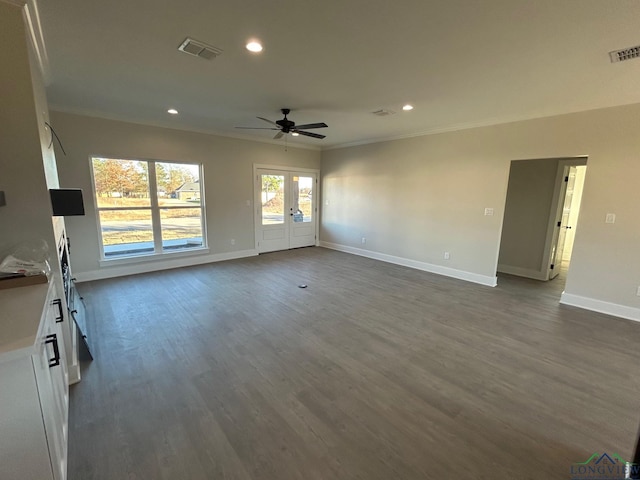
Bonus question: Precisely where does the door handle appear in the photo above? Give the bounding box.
[45,334,61,367]
[52,298,64,323]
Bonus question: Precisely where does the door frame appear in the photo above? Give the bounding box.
[253,164,320,252]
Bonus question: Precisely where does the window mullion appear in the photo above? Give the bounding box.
[148,162,163,253]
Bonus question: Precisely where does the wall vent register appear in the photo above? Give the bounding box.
[178,37,223,60]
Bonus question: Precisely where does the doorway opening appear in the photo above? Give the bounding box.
[497,157,587,291]
[254,166,319,253]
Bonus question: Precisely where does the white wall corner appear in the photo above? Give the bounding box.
[560,292,640,323]
[22,0,51,83]
[320,241,497,287]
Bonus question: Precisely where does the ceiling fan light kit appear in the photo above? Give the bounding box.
[246,41,263,53]
[236,108,328,140]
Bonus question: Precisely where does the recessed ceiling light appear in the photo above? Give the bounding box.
[167,108,179,115]
[402,104,414,111]
[291,132,299,136]
[246,41,263,53]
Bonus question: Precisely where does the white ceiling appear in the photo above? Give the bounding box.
[36,0,640,149]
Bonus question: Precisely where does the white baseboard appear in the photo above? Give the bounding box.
[320,241,497,287]
[560,292,640,323]
[497,264,548,281]
[75,249,258,282]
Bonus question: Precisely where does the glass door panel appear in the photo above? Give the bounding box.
[292,175,313,223]
[261,174,285,225]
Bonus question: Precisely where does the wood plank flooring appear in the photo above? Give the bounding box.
[69,247,640,479]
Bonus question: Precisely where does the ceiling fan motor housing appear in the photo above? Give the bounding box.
[276,116,295,133]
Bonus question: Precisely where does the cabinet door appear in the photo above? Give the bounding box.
[33,298,69,480]
[49,296,70,425]
[51,295,72,384]
[0,357,52,480]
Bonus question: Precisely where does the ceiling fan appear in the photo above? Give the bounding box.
[236,108,328,139]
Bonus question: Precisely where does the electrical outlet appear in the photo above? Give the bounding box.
[361,237,366,244]
[245,200,251,207]
[484,208,494,216]
[325,199,330,206]
[444,252,450,260]
[230,239,235,246]
[636,286,640,297]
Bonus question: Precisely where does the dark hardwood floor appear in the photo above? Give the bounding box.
[69,247,640,479]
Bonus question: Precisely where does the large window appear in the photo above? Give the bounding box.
[91,157,205,259]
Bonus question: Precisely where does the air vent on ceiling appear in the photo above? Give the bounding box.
[178,37,223,60]
[371,109,396,117]
[609,45,640,63]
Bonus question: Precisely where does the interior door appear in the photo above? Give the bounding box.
[255,169,317,253]
[549,166,576,279]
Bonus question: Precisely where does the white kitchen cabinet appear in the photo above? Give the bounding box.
[0,282,69,480]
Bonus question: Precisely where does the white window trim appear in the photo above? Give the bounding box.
[89,156,207,262]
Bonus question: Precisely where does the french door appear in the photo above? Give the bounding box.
[255,167,318,253]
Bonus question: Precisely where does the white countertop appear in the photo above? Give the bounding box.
[0,283,50,357]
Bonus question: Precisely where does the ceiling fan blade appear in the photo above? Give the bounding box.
[274,131,284,140]
[294,122,328,130]
[257,116,279,126]
[294,130,326,139]
[235,127,279,130]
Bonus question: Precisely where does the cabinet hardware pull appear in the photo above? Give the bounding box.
[45,334,61,368]
[52,298,64,323]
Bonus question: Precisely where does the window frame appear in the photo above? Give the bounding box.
[89,156,207,262]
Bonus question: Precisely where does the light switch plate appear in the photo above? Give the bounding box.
[484,208,494,216]
[605,213,616,224]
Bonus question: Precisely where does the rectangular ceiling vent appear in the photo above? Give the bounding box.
[609,45,640,63]
[178,37,223,60]
[371,109,396,117]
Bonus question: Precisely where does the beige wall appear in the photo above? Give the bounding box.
[498,158,560,279]
[320,103,640,317]
[52,112,321,278]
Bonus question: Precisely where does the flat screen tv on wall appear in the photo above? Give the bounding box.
[49,189,85,216]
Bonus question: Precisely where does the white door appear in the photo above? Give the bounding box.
[255,168,317,253]
[549,165,576,279]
